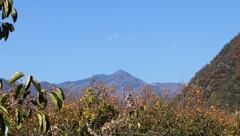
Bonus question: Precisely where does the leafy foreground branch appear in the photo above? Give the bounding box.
[0,72,65,135]
[0,0,18,41]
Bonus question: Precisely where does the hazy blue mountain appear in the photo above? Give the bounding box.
[1,70,181,97]
[58,69,181,97]
[148,83,182,96]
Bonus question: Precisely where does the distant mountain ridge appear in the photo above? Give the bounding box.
[58,69,181,97]
[1,70,181,97]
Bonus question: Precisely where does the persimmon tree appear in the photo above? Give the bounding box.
[0,1,65,135]
[0,73,65,135]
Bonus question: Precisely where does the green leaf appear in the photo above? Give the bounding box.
[27,108,32,118]
[2,0,8,19]
[24,90,31,98]
[14,84,23,100]
[20,85,26,98]
[41,113,50,133]
[37,113,42,130]
[42,113,47,133]
[49,92,62,111]
[19,107,26,118]
[37,113,50,133]
[8,72,24,85]
[49,92,58,110]
[36,102,45,110]
[4,119,9,136]
[24,75,33,92]
[32,79,41,92]
[15,109,21,129]
[0,114,6,135]
[16,107,26,129]
[0,94,10,104]
[55,87,65,101]
[1,0,12,19]
[36,92,47,110]
[0,105,9,117]
[11,8,17,23]
[39,110,47,115]
[5,22,14,32]
[6,0,11,18]
[0,79,3,89]
[2,23,9,41]
[8,0,13,6]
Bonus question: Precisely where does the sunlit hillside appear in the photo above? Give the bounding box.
[181,33,240,111]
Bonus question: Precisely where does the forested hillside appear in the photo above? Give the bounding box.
[182,33,240,110]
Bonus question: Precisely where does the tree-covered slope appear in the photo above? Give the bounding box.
[182,33,240,110]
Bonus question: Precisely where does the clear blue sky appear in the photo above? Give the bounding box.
[0,1,240,83]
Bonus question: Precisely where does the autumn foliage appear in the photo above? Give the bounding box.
[9,81,240,135]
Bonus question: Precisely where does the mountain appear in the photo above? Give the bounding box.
[58,69,181,97]
[181,33,240,110]
[149,83,182,96]
[1,70,181,97]
[39,81,57,89]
